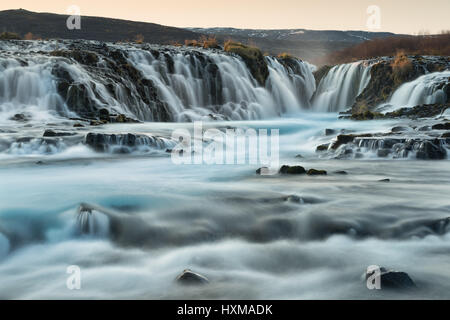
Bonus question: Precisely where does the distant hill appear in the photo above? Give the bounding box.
[0,9,201,44]
[0,9,404,64]
[187,27,398,43]
[187,28,403,64]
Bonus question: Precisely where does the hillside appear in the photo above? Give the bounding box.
[0,9,201,44]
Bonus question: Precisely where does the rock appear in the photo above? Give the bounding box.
[391,126,410,133]
[316,143,329,152]
[98,108,110,121]
[294,154,304,158]
[9,113,29,122]
[73,123,85,128]
[334,170,348,175]
[307,169,327,175]
[377,149,391,157]
[256,167,269,175]
[331,134,355,149]
[432,122,450,130]
[176,269,209,285]
[418,126,431,131]
[43,130,76,137]
[378,178,390,182]
[415,139,447,160]
[285,195,303,203]
[279,165,306,175]
[324,128,336,136]
[366,267,416,290]
[442,132,450,138]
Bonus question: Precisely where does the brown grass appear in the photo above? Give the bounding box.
[134,34,144,44]
[0,32,21,40]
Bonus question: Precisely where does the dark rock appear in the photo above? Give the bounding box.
[415,139,447,160]
[378,178,390,182]
[307,169,327,175]
[316,143,329,152]
[9,113,29,122]
[175,269,209,285]
[73,123,85,128]
[331,134,355,149]
[391,126,410,133]
[294,154,304,158]
[43,130,76,137]
[418,126,431,132]
[432,122,450,130]
[377,149,391,157]
[442,132,450,138]
[279,165,306,175]
[366,267,416,290]
[334,170,348,175]
[324,128,336,136]
[256,167,269,175]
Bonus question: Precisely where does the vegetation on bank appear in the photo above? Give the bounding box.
[0,31,21,40]
[323,33,450,65]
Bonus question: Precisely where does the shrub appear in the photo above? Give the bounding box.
[0,32,21,40]
[224,40,261,59]
[277,52,294,59]
[134,34,144,44]
[201,36,219,49]
[391,51,413,82]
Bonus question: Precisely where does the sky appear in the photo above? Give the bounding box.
[1,0,450,34]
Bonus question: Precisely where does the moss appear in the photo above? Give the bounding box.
[224,41,269,86]
[0,32,21,40]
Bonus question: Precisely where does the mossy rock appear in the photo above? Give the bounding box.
[224,41,269,86]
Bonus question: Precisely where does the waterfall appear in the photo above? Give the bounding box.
[0,40,316,123]
[378,70,449,112]
[312,61,372,112]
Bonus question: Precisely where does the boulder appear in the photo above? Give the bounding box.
[43,130,76,137]
[432,122,450,130]
[316,143,329,152]
[366,267,416,290]
[279,165,306,175]
[324,128,336,136]
[415,139,447,160]
[176,269,209,285]
[307,169,327,175]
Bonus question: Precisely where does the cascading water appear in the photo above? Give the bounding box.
[377,70,449,112]
[312,61,372,112]
[0,40,316,123]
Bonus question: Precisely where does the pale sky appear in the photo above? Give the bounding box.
[2,0,450,34]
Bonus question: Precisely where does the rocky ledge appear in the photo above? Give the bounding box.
[316,121,450,160]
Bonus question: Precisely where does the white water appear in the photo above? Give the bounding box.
[378,70,450,112]
[312,61,372,112]
[1,114,450,299]
[0,41,317,123]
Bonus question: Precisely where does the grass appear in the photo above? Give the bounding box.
[0,32,21,40]
[223,40,262,59]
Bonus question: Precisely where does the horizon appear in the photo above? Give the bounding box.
[1,0,450,35]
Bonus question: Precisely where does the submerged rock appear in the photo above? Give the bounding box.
[9,113,29,122]
[378,178,390,182]
[307,169,327,175]
[415,139,447,160]
[316,143,329,152]
[366,267,417,290]
[279,165,306,175]
[176,269,209,285]
[432,122,450,130]
[334,170,348,175]
[43,130,77,137]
